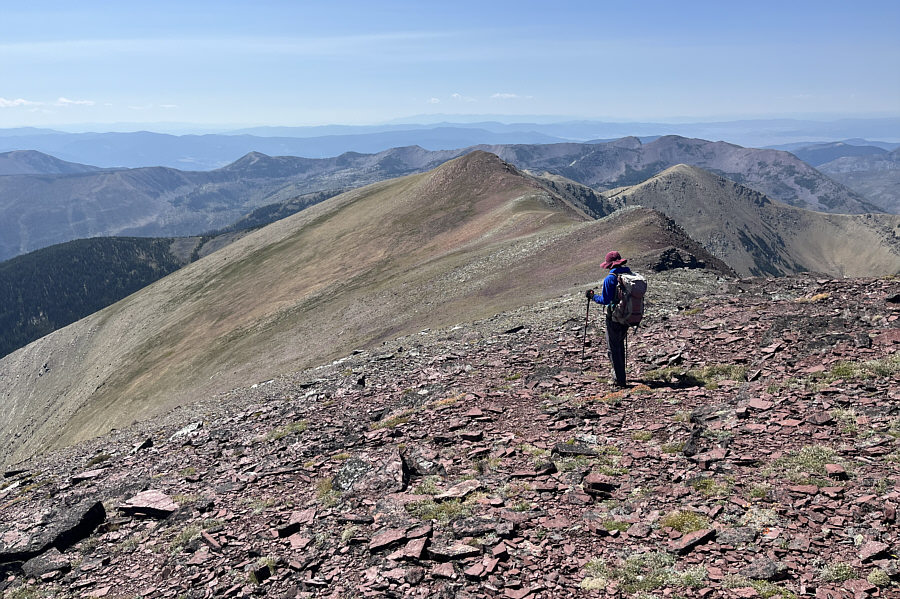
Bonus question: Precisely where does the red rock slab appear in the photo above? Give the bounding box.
[200,531,222,551]
[289,534,311,550]
[464,562,485,578]
[670,528,716,554]
[432,563,455,578]
[843,579,876,594]
[290,507,317,525]
[369,528,407,552]
[121,490,177,518]
[858,540,889,561]
[746,397,774,410]
[428,542,481,561]
[583,473,619,495]
[435,479,481,501]
[402,537,427,559]
[824,464,847,479]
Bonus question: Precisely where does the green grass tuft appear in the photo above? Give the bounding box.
[405,498,472,523]
[765,444,847,485]
[581,551,707,594]
[818,562,856,583]
[660,510,710,534]
[266,420,308,440]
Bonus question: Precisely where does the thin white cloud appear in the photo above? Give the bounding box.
[491,93,520,100]
[451,92,476,103]
[160,104,178,109]
[56,97,95,106]
[1,96,96,108]
[428,97,440,104]
[0,97,40,108]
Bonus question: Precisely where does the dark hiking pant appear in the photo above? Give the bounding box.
[606,317,628,386]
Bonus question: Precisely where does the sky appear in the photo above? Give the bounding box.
[1,0,898,129]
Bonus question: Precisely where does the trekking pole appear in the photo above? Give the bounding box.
[581,296,591,368]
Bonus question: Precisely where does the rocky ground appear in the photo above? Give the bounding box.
[1,271,898,599]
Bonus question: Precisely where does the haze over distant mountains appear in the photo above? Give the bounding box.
[2,116,898,169]
[0,135,884,262]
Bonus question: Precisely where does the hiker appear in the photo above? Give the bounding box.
[586,251,635,387]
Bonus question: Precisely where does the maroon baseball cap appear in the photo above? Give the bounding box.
[601,251,627,269]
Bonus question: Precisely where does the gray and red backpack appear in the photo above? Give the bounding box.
[610,272,647,326]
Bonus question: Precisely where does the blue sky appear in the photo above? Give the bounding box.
[1,0,898,128]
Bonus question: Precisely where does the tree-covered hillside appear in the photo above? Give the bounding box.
[0,237,189,358]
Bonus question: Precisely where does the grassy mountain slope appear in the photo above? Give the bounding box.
[605,165,900,277]
[0,152,726,465]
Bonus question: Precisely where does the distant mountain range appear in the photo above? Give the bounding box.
[0,127,568,170]
[0,136,881,261]
[2,117,899,169]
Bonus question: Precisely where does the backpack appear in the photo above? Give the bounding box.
[610,272,647,326]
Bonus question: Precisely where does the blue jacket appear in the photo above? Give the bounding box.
[591,266,632,305]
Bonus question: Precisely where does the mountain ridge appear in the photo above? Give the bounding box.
[605,164,900,277]
[0,152,725,465]
[0,136,881,261]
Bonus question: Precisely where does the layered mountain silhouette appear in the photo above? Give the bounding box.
[604,165,900,277]
[0,136,882,261]
[818,148,900,214]
[481,136,879,213]
[785,141,888,166]
[0,152,727,465]
[0,150,101,175]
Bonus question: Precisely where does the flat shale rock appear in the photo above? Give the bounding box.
[858,540,890,561]
[428,542,482,561]
[671,528,716,554]
[435,479,481,502]
[582,473,619,496]
[120,490,177,518]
